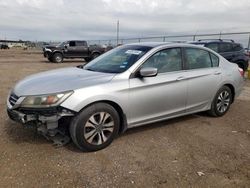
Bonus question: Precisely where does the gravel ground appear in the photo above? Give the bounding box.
[0,49,250,187]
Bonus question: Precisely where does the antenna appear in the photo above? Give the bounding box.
[116,20,119,46]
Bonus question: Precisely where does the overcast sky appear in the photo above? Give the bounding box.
[0,0,250,41]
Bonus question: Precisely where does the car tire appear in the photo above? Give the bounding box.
[92,53,100,59]
[70,103,120,152]
[48,57,53,62]
[52,53,63,63]
[84,57,92,63]
[208,86,232,117]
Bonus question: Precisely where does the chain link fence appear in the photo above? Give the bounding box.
[88,31,250,49]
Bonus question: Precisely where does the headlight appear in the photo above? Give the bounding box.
[20,91,73,108]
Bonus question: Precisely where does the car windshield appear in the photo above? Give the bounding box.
[57,42,66,47]
[84,45,152,73]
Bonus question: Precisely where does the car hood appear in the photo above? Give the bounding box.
[13,67,116,96]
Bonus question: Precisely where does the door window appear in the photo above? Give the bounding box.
[141,48,182,73]
[69,41,76,47]
[185,48,212,69]
[76,41,87,46]
[210,53,219,67]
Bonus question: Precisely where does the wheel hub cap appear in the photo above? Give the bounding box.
[84,112,114,145]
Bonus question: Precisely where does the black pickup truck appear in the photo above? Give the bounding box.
[43,40,107,63]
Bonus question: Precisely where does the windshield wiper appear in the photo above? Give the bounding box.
[85,67,96,72]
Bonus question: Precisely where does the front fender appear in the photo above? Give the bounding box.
[60,82,130,116]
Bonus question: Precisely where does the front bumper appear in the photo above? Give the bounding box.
[7,108,35,124]
[7,107,75,145]
[7,108,64,125]
[43,48,53,58]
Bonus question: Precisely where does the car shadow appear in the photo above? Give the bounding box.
[4,112,209,152]
[65,112,208,153]
[39,60,86,63]
[4,119,48,145]
[121,114,200,137]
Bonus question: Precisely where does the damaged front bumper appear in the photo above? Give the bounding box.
[7,107,75,146]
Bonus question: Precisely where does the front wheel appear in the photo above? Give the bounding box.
[70,103,120,152]
[208,86,232,117]
[52,53,63,63]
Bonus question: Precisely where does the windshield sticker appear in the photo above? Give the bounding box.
[125,50,142,55]
[120,65,126,68]
[122,62,128,65]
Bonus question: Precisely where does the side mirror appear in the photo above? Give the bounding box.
[139,67,158,77]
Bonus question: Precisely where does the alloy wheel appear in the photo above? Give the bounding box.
[84,112,114,145]
[216,90,230,113]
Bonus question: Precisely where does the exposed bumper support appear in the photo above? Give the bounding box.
[7,108,74,146]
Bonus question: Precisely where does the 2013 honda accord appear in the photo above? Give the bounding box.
[7,42,244,151]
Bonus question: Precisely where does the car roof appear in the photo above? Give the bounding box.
[123,42,208,49]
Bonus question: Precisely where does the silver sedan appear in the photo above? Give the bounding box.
[7,42,244,151]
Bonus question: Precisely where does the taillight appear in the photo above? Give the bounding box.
[238,67,244,77]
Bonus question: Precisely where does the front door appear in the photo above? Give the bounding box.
[65,41,78,57]
[128,48,188,127]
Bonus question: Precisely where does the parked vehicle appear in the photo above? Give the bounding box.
[245,48,250,57]
[43,40,106,63]
[7,42,244,151]
[0,44,9,49]
[191,39,249,71]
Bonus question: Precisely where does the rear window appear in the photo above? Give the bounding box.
[185,48,212,69]
[220,43,232,52]
[232,43,243,52]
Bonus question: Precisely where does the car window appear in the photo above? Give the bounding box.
[220,43,232,52]
[141,48,182,73]
[232,43,243,51]
[210,53,219,67]
[205,43,219,52]
[76,41,87,46]
[69,41,76,47]
[185,48,212,69]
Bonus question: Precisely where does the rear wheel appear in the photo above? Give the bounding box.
[52,53,63,63]
[92,53,100,59]
[84,57,92,63]
[70,103,120,151]
[208,86,232,117]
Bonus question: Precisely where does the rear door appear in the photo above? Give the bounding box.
[183,47,222,112]
[75,41,89,57]
[129,48,188,126]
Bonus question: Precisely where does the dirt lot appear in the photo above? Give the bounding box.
[0,49,250,187]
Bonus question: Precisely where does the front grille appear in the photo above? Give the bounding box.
[9,93,19,106]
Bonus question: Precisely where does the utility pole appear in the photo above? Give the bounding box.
[116,20,119,46]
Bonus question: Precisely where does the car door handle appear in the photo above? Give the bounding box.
[214,71,222,75]
[176,76,186,81]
